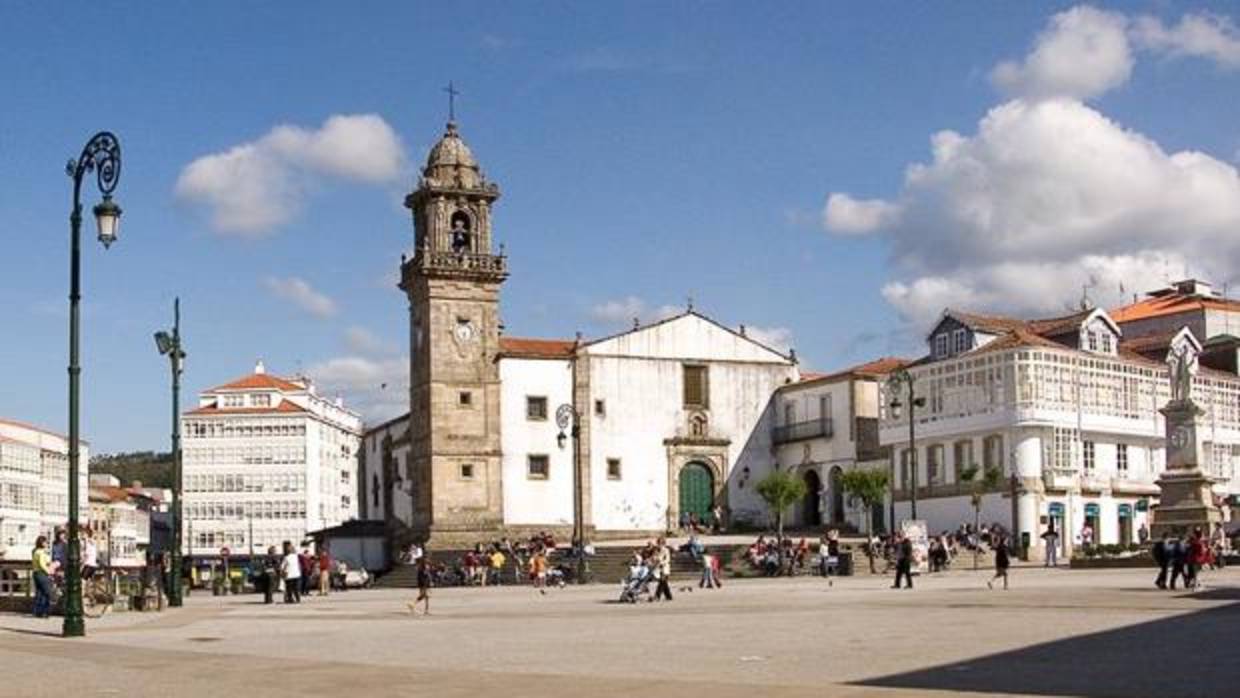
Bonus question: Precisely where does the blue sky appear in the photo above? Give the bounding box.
[2,2,1238,454]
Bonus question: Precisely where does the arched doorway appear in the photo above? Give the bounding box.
[829,466,845,525]
[802,469,823,527]
[678,462,714,523]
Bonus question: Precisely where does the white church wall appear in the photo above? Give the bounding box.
[499,357,575,527]
[586,351,793,532]
[586,313,790,365]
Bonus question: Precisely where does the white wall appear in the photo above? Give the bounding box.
[499,357,574,526]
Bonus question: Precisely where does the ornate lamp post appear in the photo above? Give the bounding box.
[887,367,925,528]
[555,403,590,584]
[154,299,186,607]
[63,132,123,637]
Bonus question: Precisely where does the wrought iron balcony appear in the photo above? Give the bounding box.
[772,417,833,445]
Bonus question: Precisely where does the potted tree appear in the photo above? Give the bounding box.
[837,468,890,573]
[958,463,1003,570]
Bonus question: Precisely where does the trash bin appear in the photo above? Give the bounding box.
[838,552,854,576]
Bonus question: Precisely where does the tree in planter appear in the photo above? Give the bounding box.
[837,468,889,573]
[755,470,808,545]
[958,463,1003,570]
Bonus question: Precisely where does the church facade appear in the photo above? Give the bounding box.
[361,119,801,544]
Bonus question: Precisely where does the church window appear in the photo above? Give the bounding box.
[594,399,606,417]
[683,365,709,408]
[527,455,549,480]
[607,458,622,480]
[459,463,475,480]
[458,391,472,407]
[526,396,548,421]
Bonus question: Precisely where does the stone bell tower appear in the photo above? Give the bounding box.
[399,118,508,542]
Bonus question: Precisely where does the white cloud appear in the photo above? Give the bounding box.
[822,193,902,234]
[991,5,1133,100]
[826,98,1240,322]
[264,276,339,318]
[1132,12,1240,68]
[176,114,405,236]
[305,355,408,424]
[345,326,397,355]
[745,325,794,353]
[589,297,682,327]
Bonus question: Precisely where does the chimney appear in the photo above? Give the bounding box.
[739,324,747,336]
[254,359,266,375]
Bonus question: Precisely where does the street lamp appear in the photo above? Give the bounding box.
[887,367,925,529]
[555,403,590,584]
[63,132,123,637]
[154,298,186,607]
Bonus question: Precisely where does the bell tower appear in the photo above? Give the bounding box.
[400,117,508,542]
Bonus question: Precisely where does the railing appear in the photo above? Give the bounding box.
[0,561,162,612]
[772,418,833,445]
[413,250,507,277]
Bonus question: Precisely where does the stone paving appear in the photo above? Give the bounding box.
[1,566,1236,698]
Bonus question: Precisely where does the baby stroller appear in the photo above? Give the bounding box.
[619,564,652,603]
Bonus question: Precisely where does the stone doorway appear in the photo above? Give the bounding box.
[802,469,822,527]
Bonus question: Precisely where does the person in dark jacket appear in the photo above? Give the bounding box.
[987,535,1011,590]
[1168,536,1187,590]
[1152,533,1169,589]
[262,546,280,604]
[892,534,914,589]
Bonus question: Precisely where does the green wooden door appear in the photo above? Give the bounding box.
[679,463,714,521]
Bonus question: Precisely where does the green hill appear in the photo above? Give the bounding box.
[89,451,174,489]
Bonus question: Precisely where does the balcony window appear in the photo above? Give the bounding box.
[1117,444,1128,474]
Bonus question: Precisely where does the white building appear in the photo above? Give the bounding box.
[772,358,907,534]
[0,418,88,560]
[181,362,362,557]
[879,299,1240,559]
[87,475,153,567]
[365,313,799,539]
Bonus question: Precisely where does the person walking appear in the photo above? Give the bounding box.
[653,538,674,602]
[281,541,302,604]
[408,556,431,616]
[262,546,279,604]
[298,548,312,598]
[1041,523,1059,567]
[820,530,840,587]
[1152,533,1170,589]
[30,535,56,618]
[987,535,1011,590]
[317,548,332,596]
[1186,527,1207,590]
[892,533,913,589]
[1168,536,1187,590]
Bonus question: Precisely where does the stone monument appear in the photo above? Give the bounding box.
[1151,342,1223,538]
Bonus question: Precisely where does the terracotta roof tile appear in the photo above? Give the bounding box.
[1026,309,1094,338]
[1110,295,1240,323]
[185,399,309,416]
[206,373,306,393]
[946,310,1027,334]
[498,336,576,359]
[790,357,910,387]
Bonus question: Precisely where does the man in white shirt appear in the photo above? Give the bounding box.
[281,541,301,604]
[81,535,99,579]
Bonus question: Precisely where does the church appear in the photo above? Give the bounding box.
[359,118,805,544]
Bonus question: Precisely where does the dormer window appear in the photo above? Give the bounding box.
[952,329,969,355]
[933,333,949,358]
[1100,333,1113,354]
[252,394,271,407]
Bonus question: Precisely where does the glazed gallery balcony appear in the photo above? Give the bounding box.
[773,417,833,445]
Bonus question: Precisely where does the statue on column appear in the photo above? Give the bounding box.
[1166,343,1197,404]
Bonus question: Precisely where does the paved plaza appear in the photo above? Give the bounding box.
[1,567,1237,698]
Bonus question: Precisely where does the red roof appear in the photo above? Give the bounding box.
[185,399,309,416]
[206,372,306,393]
[498,336,576,359]
[1110,294,1240,323]
[793,357,910,386]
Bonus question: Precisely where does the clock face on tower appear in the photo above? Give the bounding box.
[454,318,476,343]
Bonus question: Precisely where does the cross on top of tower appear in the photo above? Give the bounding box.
[443,81,460,124]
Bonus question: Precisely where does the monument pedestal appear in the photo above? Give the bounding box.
[1151,399,1222,538]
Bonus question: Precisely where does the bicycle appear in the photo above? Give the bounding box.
[52,571,114,618]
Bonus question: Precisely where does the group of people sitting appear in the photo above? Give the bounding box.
[741,531,845,578]
[401,532,584,589]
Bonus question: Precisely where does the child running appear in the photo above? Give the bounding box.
[408,556,431,616]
